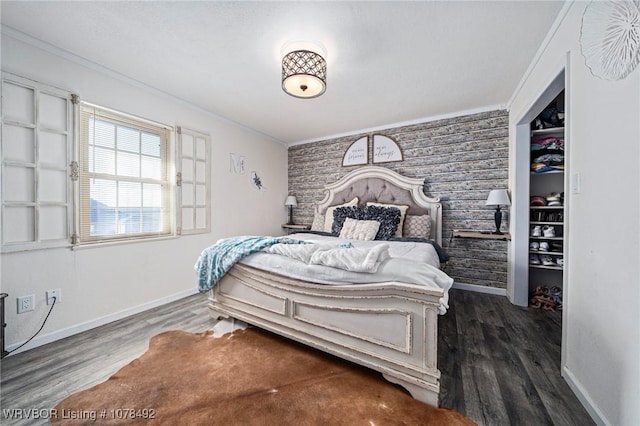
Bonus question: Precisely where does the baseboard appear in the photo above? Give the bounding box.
[452,281,507,296]
[562,366,609,426]
[5,288,199,356]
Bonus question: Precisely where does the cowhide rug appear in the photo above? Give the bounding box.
[53,327,475,425]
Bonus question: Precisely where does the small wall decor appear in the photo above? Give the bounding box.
[372,134,403,163]
[230,153,246,174]
[342,136,368,166]
[251,171,266,191]
[580,0,640,81]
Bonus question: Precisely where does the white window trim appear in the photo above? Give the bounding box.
[74,101,175,246]
[1,72,212,252]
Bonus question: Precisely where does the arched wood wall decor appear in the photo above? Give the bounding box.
[372,134,403,163]
[342,136,368,166]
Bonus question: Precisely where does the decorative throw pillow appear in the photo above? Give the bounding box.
[338,218,380,241]
[365,205,401,240]
[310,209,325,231]
[332,206,367,235]
[366,202,409,237]
[403,214,432,238]
[323,197,359,232]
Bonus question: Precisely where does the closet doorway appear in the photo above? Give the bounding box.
[511,68,568,366]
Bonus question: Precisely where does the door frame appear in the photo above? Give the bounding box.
[508,58,569,368]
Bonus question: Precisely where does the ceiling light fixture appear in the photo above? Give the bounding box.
[281,41,327,99]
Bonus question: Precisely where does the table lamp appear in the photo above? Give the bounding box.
[284,195,298,225]
[485,189,511,234]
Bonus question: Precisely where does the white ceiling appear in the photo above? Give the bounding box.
[1,1,564,145]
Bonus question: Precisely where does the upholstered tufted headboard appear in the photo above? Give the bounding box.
[316,166,442,245]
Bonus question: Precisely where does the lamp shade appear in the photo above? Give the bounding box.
[486,189,511,206]
[284,196,298,207]
[282,50,327,98]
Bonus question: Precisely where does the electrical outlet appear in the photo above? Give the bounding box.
[46,288,61,305]
[17,295,35,314]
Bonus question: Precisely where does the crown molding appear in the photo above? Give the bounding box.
[0,25,286,146]
[288,103,508,147]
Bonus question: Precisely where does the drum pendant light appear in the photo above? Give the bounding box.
[281,41,327,98]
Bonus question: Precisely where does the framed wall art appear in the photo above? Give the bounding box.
[230,153,246,174]
[372,134,403,163]
[342,136,368,166]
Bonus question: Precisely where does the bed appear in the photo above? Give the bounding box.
[200,166,452,406]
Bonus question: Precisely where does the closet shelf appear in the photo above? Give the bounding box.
[530,250,563,256]
[530,264,563,271]
[530,236,563,241]
[531,126,564,136]
[531,170,564,175]
[530,206,564,210]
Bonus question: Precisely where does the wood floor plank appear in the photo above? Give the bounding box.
[1,290,595,426]
[483,323,553,425]
[439,289,594,426]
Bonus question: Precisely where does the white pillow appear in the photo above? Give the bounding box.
[310,209,325,231]
[366,202,409,237]
[323,197,359,232]
[338,217,380,241]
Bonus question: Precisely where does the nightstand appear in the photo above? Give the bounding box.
[281,224,310,235]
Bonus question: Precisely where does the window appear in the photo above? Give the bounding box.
[77,103,172,244]
[1,72,210,251]
[1,73,73,252]
[176,127,210,235]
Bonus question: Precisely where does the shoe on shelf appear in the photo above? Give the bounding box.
[546,192,563,206]
[530,242,540,251]
[539,242,549,252]
[556,257,564,267]
[530,254,541,265]
[542,225,556,238]
[531,225,542,237]
[546,192,561,202]
[550,242,563,252]
[530,195,547,206]
[540,255,555,266]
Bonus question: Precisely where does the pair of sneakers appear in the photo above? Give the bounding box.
[531,225,556,238]
[530,254,553,265]
[530,254,563,267]
[530,241,550,251]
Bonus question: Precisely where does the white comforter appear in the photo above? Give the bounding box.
[240,233,453,314]
[263,241,390,273]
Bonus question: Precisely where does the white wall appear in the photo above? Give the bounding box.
[0,34,289,351]
[509,2,639,425]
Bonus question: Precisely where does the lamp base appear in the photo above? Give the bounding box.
[493,207,503,235]
[287,206,294,225]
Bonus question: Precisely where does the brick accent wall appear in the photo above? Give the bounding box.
[288,109,509,289]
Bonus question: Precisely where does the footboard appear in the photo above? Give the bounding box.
[208,263,443,406]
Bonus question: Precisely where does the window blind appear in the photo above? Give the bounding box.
[78,103,171,243]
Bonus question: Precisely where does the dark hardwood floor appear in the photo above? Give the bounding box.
[438,289,593,425]
[1,289,593,425]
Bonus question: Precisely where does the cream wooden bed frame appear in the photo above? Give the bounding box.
[208,166,445,406]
